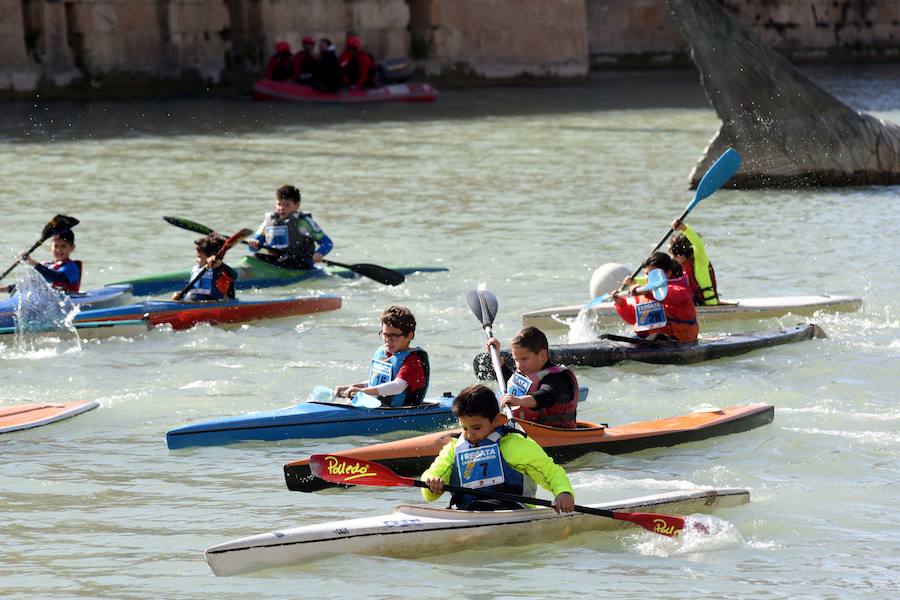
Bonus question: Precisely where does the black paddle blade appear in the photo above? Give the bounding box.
[163,216,214,235]
[41,215,79,240]
[324,260,405,286]
[465,289,499,327]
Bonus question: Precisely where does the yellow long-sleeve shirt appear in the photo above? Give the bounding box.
[420,431,574,503]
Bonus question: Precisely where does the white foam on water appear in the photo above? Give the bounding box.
[628,514,743,558]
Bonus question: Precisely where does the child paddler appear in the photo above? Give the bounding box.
[486,326,578,429]
[670,219,720,305]
[614,252,699,342]
[174,234,237,302]
[422,384,575,513]
[0,229,81,294]
[247,184,333,270]
[334,305,429,407]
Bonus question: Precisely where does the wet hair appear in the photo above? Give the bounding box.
[54,229,75,245]
[510,326,549,354]
[642,252,683,278]
[452,384,499,420]
[276,185,301,204]
[195,233,226,257]
[381,305,416,335]
[669,234,694,259]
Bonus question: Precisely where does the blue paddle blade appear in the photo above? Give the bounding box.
[639,268,668,301]
[687,148,742,212]
[352,392,382,409]
[311,386,334,402]
[585,292,611,309]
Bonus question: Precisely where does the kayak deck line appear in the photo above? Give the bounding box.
[204,488,750,576]
[522,294,862,329]
[283,404,774,493]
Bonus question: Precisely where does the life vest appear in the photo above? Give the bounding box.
[627,275,699,342]
[448,425,534,509]
[261,211,316,261]
[343,50,377,87]
[506,365,578,428]
[685,259,720,305]
[48,259,82,293]
[184,264,235,302]
[267,54,293,81]
[366,346,430,407]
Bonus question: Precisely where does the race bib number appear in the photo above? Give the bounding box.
[455,442,505,489]
[265,225,290,249]
[507,372,533,398]
[367,359,393,387]
[634,300,667,332]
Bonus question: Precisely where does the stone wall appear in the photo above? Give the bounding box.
[588,0,900,68]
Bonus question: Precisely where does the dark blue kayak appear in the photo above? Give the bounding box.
[0,284,133,328]
[166,386,590,450]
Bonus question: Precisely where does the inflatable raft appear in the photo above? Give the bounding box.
[252,79,438,104]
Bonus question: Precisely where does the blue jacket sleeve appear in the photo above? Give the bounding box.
[35,262,79,284]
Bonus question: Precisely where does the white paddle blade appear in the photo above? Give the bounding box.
[352,392,382,409]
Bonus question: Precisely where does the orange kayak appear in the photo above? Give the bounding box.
[0,401,98,434]
[284,404,774,492]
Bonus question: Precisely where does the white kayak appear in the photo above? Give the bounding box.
[522,294,862,329]
[205,487,749,576]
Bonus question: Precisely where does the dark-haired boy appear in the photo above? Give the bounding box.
[422,384,575,513]
[1,229,81,294]
[334,305,429,407]
[248,184,334,270]
[174,234,237,302]
[486,326,578,429]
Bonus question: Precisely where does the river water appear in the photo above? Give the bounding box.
[1,67,898,598]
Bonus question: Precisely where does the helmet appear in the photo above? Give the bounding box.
[588,262,631,301]
[345,35,361,50]
[275,41,290,53]
[302,35,315,45]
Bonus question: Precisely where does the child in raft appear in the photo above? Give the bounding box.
[486,326,579,429]
[670,219,720,305]
[247,184,333,270]
[613,252,698,342]
[1,229,81,294]
[173,234,237,302]
[333,305,429,407]
[421,383,575,513]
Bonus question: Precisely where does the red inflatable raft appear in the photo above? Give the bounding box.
[252,79,438,104]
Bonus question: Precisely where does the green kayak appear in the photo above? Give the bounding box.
[108,255,448,296]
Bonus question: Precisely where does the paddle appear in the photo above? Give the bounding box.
[310,454,687,537]
[163,216,405,286]
[311,385,381,409]
[172,228,252,301]
[464,288,517,417]
[586,268,668,308]
[0,215,80,282]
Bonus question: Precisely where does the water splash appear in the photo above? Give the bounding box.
[629,514,743,557]
[4,268,82,356]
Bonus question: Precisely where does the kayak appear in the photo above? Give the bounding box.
[473,324,825,374]
[522,295,862,329]
[205,487,750,576]
[252,79,438,103]
[0,284,134,328]
[0,318,151,340]
[284,404,774,493]
[108,255,449,296]
[0,401,98,434]
[75,295,341,331]
[165,386,589,450]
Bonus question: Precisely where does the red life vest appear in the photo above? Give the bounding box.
[508,365,578,429]
[49,259,82,293]
[683,259,720,305]
[625,275,698,342]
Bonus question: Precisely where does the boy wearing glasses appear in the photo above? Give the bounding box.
[334,305,429,407]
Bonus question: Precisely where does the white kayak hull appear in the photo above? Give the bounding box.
[205,487,749,576]
[522,294,862,329]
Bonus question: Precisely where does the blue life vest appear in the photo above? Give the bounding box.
[366,346,429,407]
[448,425,535,509]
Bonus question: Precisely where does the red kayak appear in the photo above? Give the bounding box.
[252,79,438,104]
[75,295,341,331]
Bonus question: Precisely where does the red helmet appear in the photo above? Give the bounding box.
[302,35,315,45]
[275,41,290,53]
[345,35,361,50]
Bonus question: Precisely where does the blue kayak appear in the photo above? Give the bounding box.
[166,386,590,449]
[0,284,133,328]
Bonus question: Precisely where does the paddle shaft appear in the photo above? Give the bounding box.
[0,215,80,282]
[173,229,250,300]
[0,238,42,281]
